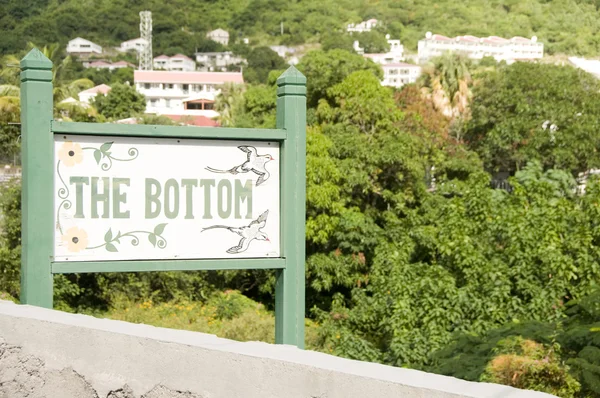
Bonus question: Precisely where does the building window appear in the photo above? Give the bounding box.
[187,103,202,110]
[204,102,214,110]
[165,99,171,107]
[150,99,157,107]
[144,83,151,89]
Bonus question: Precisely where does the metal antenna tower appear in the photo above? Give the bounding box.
[139,11,153,70]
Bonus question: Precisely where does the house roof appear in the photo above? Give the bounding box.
[134,70,244,84]
[171,54,193,61]
[456,35,479,42]
[431,34,452,41]
[154,55,170,60]
[70,37,97,44]
[511,36,532,43]
[183,93,215,102]
[112,61,135,67]
[208,29,229,36]
[79,84,111,95]
[88,61,111,67]
[427,33,536,44]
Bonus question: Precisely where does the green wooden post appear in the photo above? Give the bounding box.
[20,49,54,308]
[275,66,306,347]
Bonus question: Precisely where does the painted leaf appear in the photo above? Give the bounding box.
[104,228,113,243]
[148,233,157,247]
[93,149,101,164]
[105,243,118,252]
[100,142,114,153]
[154,223,167,236]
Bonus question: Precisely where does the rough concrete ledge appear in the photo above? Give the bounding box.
[0,300,556,398]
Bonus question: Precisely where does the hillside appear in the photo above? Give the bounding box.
[2,0,600,56]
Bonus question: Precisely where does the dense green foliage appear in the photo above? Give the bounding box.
[465,62,600,175]
[5,0,600,56]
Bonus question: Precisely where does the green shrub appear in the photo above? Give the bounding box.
[481,337,580,397]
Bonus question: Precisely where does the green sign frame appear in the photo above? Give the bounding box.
[19,48,306,348]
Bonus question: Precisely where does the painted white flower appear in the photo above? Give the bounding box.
[62,227,88,252]
[58,141,83,167]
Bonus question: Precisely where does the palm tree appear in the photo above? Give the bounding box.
[214,83,246,127]
[419,52,472,119]
[53,78,95,103]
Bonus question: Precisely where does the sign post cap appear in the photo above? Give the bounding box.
[20,48,53,70]
[276,66,306,86]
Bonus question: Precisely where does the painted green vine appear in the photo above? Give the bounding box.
[86,224,168,252]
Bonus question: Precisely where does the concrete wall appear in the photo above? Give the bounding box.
[0,300,556,398]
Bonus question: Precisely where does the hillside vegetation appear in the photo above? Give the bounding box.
[3,0,600,56]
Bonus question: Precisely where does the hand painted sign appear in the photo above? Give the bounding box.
[54,135,280,261]
[21,48,306,348]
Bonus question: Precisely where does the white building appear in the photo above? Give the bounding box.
[78,84,111,104]
[381,63,422,88]
[119,38,148,53]
[153,54,196,72]
[195,52,245,72]
[418,32,544,63]
[347,19,378,33]
[361,36,405,65]
[66,38,102,56]
[269,46,296,58]
[84,60,135,70]
[207,29,230,46]
[134,70,244,126]
[569,57,600,79]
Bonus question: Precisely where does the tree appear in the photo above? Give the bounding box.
[419,53,472,120]
[214,83,246,127]
[244,47,287,84]
[356,31,389,54]
[320,31,355,52]
[316,70,400,134]
[93,83,146,120]
[297,49,383,108]
[463,62,600,175]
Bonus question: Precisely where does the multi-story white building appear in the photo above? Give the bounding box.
[381,63,422,88]
[362,36,405,64]
[67,38,102,56]
[347,19,378,33]
[207,29,230,46]
[134,70,244,126]
[153,54,196,72]
[195,52,245,72]
[418,32,544,63]
[119,38,148,53]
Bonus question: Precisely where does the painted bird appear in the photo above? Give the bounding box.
[205,146,274,186]
[201,210,270,254]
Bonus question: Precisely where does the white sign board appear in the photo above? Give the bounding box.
[54,135,280,261]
